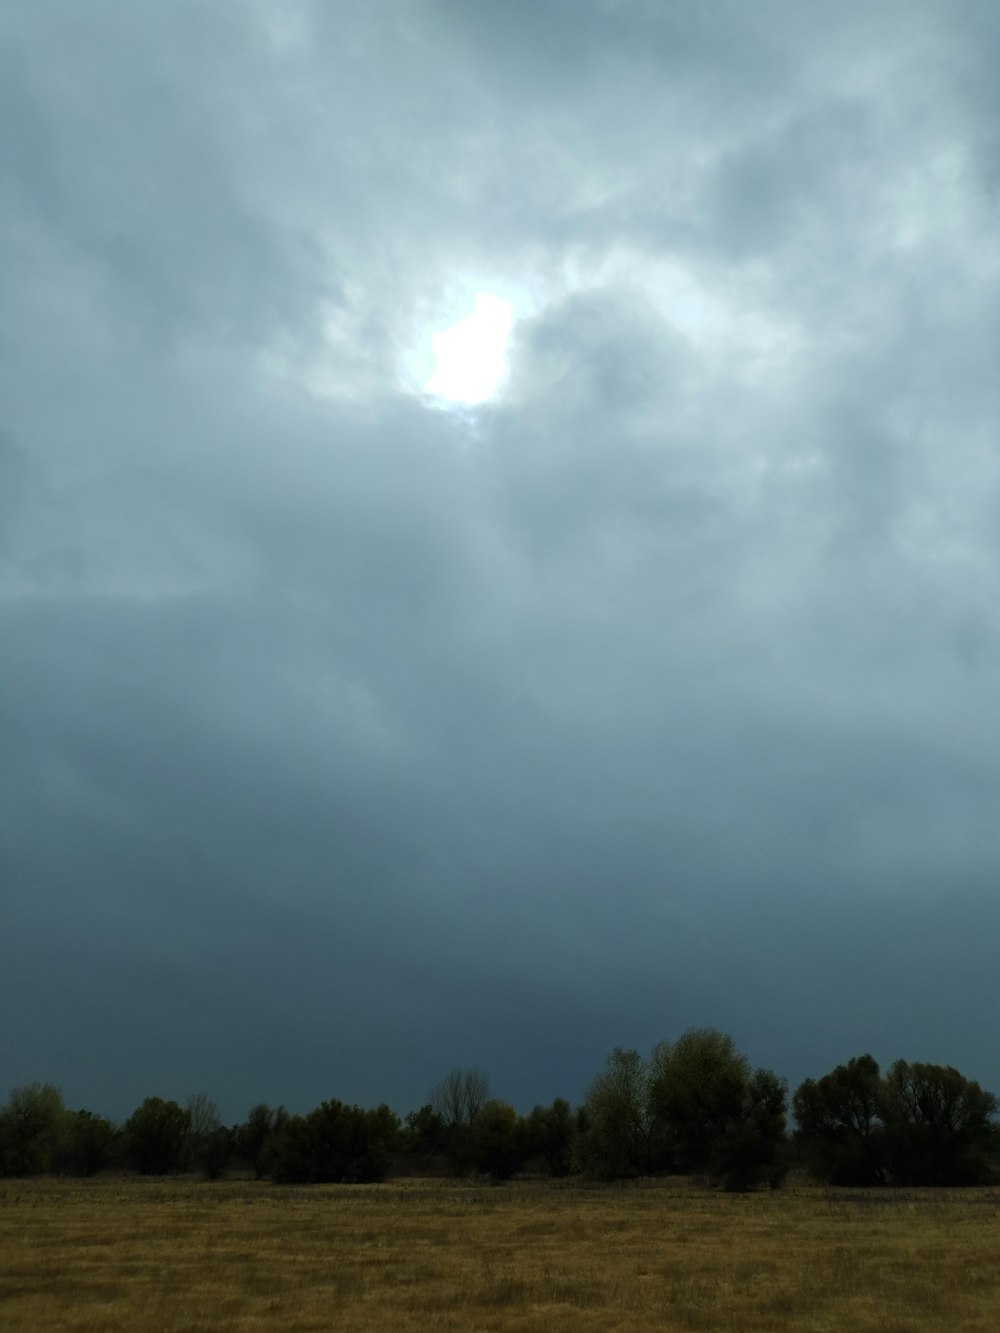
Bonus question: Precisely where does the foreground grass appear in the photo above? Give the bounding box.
[2,1175,999,1331]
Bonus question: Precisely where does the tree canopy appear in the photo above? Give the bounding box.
[793,1056,998,1186]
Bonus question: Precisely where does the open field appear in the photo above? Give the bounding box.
[2,1175,999,1331]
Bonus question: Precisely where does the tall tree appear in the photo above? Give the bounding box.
[0,1084,67,1177]
[880,1061,998,1186]
[715,1066,789,1191]
[575,1047,652,1180]
[792,1054,886,1185]
[186,1093,227,1179]
[648,1029,752,1174]
[428,1068,490,1127]
[649,1029,786,1188]
[428,1068,491,1175]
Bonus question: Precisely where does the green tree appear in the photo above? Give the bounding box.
[0,1084,67,1177]
[649,1030,786,1188]
[715,1066,789,1191]
[648,1029,751,1174]
[123,1098,191,1175]
[575,1047,652,1180]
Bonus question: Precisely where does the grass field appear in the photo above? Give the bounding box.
[2,1174,999,1331]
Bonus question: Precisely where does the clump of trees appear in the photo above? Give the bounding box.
[793,1055,998,1186]
[0,1084,117,1178]
[2,1035,996,1190]
[400,1085,578,1184]
[575,1030,788,1190]
[266,1101,401,1184]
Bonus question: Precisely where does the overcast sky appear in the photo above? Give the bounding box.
[3,0,1000,1124]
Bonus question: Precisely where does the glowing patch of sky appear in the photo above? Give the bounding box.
[424,293,514,404]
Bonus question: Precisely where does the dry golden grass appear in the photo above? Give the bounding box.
[2,1174,999,1331]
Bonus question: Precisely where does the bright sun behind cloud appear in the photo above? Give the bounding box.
[425,293,514,404]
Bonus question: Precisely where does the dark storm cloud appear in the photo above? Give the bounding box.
[3,0,1000,1123]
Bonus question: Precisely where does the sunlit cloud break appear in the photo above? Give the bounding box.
[425,292,514,404]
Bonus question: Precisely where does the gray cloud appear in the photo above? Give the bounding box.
[3,0,1000,1124]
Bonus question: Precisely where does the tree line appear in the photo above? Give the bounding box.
[2,1031,996,1190]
